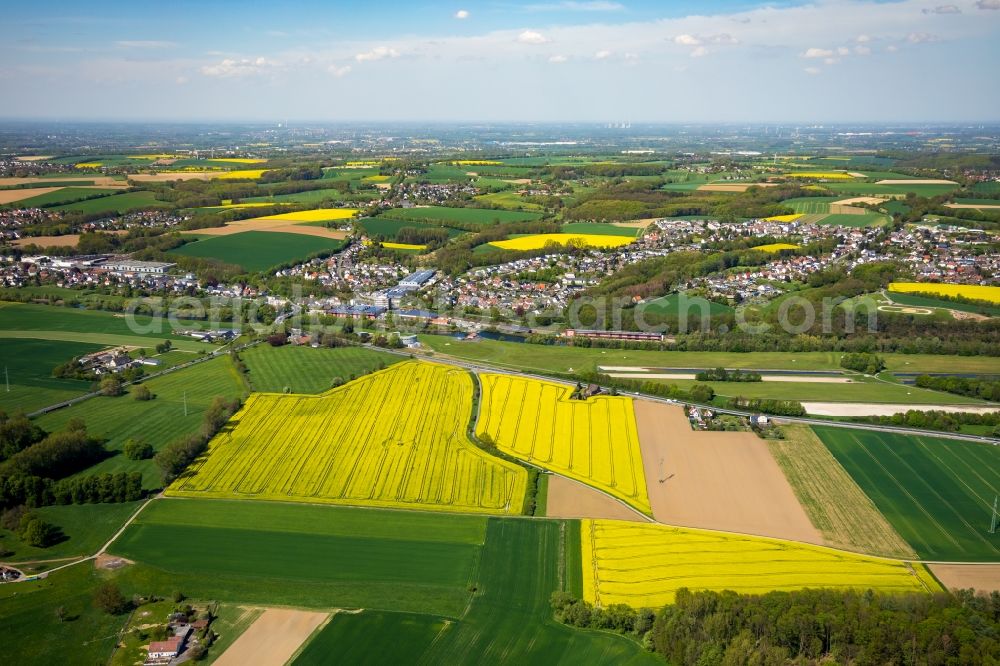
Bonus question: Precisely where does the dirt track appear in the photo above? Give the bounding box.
[545,474,646,522]
[213,608,328,666]
[928,564,1000,593]
[634,400,823,544]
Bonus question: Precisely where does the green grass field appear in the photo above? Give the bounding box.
[240,344,401,393]
[52,191,165,214]
[357,216,465,240]
[823,182,959,198]
[36,355,245,488]
[0,338,102,414]
[560,222,641,237]
[170,231,346,272]
[109,499,487,617]
[0,187,120,209]
[655,377,978,405]
[813,426,1000,562]
[293,518,656,664]
[639,293,732,316]
[244,188,352,204]
[0,564,128,666]
[781,197,838,214]
[417,335,1000,376]
[0,302,204,350]
[379,206,543,225]
[293,611,451,665]
[0,501,143,564]
[886,291,1000,317]
[474,191,544,211]
[817,212,891,227]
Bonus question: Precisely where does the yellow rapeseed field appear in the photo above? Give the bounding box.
[452,160,502,166]
[752,242,801,253]
[888,282,1000,305]
[255,208,359,222]
[784,172,857,180]
[167,361,527,514]
[383,242,427,251]
[581,520,941,608]
[489,233,634,252]
[74,162,103,168]
[212,169,269,180]
[763,214,803,223]
[477,374,651,515]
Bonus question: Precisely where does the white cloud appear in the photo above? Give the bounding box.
[855,44,872,55]
[855,34,872,43]
[804,66,822,75]
[674,34,702,46]
[454,9,470,19]
[824,57,839,65]
[115,40,176,49]
[976,0,1000,8]
[906,32,939,43]
[707,33,738,45]
[548,54,569,63]
[837,46,850,56]
[886,44,899,52]
[690,46,709,58]
[594,49,612,59]
[175,76,189,85]
[802,47,834,58]
[355,46,400,62]
[200,57,275,78]
[923,4,960,13]
[328,64,352,77]
[517,30,550,44]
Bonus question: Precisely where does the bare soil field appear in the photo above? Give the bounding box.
[832,196,886,206]
[634,400,822,544]
[0,187,64,204]
[768,425,916,558]
[12,230,127,248]
[928,564,1000,593]
[611,218,657,229]
[545,474,647,522]
[697,183,776,192]
[15,155,54,161]
[186,218,349,240]
[214,608,329,666]
[0,176,128,188]
[802,403,997,417]
[829,204,867,215]
[875,179,957,185]
[945,203,1000,210]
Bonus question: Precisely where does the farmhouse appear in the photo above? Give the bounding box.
[146,637,183,663]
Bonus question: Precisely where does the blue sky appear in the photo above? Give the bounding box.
[2,0,998,122]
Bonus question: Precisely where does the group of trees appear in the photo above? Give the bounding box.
[727,397,806,417]
[0,421,106,480]
[154,396,241,484]
[0,471,144,510]
[840,352,886,375]
[694,367,762,382]
[1,505,62,547]
[914,374,1000,402]
[553,587,1000,664]
[647,587,1000,665]
[855,409,1000,435]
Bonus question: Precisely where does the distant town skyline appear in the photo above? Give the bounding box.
[3,0,999,123]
